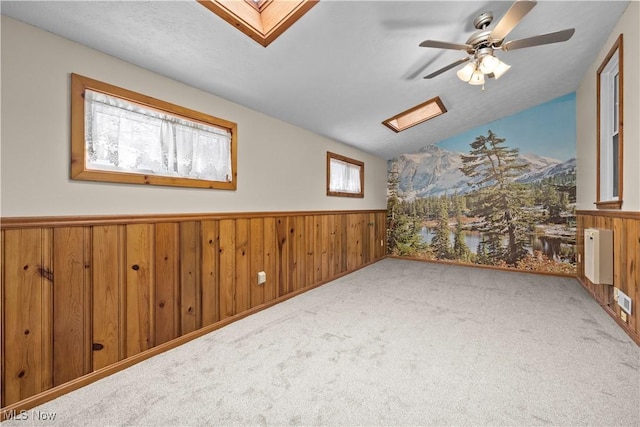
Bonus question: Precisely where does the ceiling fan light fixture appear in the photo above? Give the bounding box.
[479,54,500,74]
[468,70,485,85]
[456,62,476,82]
[491,60,511,79]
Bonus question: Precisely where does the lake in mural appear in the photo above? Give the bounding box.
[387,92,576,274]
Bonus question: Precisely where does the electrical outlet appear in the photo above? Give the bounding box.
[613,287,619,300]
[621,311,628,322]
[257,271,266,285]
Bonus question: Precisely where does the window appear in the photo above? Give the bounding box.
[596,34,623,209]
[382,96,446,133]
[327,152,364,198]
[198,0,318,47]
[71,74,237,190]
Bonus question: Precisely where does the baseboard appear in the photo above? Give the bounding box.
[387,255,577,279]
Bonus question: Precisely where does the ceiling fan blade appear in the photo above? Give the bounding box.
[502,28,575,51]
[489,0,537,43]
[419,40,471,51]
[423,57,470,79]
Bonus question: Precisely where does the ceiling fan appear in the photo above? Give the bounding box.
[420,0,575,87]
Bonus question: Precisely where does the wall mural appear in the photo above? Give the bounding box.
[387,92,576,274]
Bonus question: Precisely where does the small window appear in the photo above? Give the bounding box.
[326,152,364,198]
[596,34,623,209]
[71,74,237,190]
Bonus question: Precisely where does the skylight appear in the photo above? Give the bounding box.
[382,97,447,133]
[245,0,269,12]
[199,0,318,47]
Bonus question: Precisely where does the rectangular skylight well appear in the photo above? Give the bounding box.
[382,96,447,133]
[199,0,318,47]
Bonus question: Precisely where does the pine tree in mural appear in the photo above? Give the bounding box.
[476,240,491,265]
[542,182,569,223]
[460,130,530,265]
[430,195,451,259]
[452,195,471,262]
[387,161,426,256]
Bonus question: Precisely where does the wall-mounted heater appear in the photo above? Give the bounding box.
[584,228,613,285]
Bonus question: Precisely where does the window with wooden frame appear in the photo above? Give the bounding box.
[327,152,364,198]
[596,34,623,209]
[71,74,237,190]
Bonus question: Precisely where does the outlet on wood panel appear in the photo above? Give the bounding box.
[257,271,266,285]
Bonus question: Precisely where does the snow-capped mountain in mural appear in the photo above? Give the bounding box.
[515,157,577,184]
[389,144,575,200]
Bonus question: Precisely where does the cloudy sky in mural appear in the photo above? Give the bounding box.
[437,92,575,161]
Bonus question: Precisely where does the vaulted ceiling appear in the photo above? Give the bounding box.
[1,1,629,160]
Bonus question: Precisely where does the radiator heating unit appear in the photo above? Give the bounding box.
[584,228,613,285]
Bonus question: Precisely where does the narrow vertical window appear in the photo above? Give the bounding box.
[326,152,364,198]
[596,35,623,209]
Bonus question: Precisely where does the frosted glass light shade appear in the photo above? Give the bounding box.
[468,70,485,85]
[456,62,476,82]
[492,61,511,79]
[479,55,500,74]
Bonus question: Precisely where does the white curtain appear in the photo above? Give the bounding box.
[85,90,232,182]
[329,158,361,193]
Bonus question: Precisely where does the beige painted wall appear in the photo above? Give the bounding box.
[0,16,387,217]
[576,1,639,211]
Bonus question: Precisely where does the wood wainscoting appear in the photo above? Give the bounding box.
[0,210,386,413]
[576,210,639,345]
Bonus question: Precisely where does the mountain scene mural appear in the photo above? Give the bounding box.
[387,93,576,274]
[394,144,575,200]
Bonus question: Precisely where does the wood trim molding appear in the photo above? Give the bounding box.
[595,200,622,209]
[576,210,640,219]
[0,209,386,229]
[0,256,385,419]
[387,255,577,279]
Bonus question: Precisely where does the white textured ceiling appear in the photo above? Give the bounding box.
[1,1,629,160]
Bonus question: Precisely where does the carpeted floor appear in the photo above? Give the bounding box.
[2,258,639,426]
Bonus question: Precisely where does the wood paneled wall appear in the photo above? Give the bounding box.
[576,210,639,344]
[1,210,386,409]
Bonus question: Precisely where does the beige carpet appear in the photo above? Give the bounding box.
[2,258,639,426]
